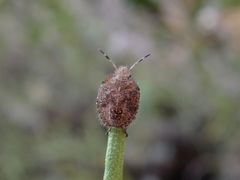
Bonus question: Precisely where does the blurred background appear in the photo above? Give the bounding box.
[1,0,240,179]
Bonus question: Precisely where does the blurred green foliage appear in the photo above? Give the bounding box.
[125,0,159,13]
[0,0,240,180]
[222,0,240,7]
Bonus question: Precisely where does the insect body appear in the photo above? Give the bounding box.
[96,50,150,132]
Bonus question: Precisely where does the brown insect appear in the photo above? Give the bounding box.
[96,49,150,135]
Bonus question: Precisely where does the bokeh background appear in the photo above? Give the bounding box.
[1,0,240,179]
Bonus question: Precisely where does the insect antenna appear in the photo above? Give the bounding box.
[98,49,117,70]
[129,53,151,70]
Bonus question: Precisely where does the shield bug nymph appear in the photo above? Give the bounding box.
[96,49,150,135]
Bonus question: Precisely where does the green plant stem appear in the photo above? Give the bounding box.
[103,128,126,180]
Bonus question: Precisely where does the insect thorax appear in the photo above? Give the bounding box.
[113,66,131,81]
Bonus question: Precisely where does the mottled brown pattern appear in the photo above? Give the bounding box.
[96,66,140,129]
